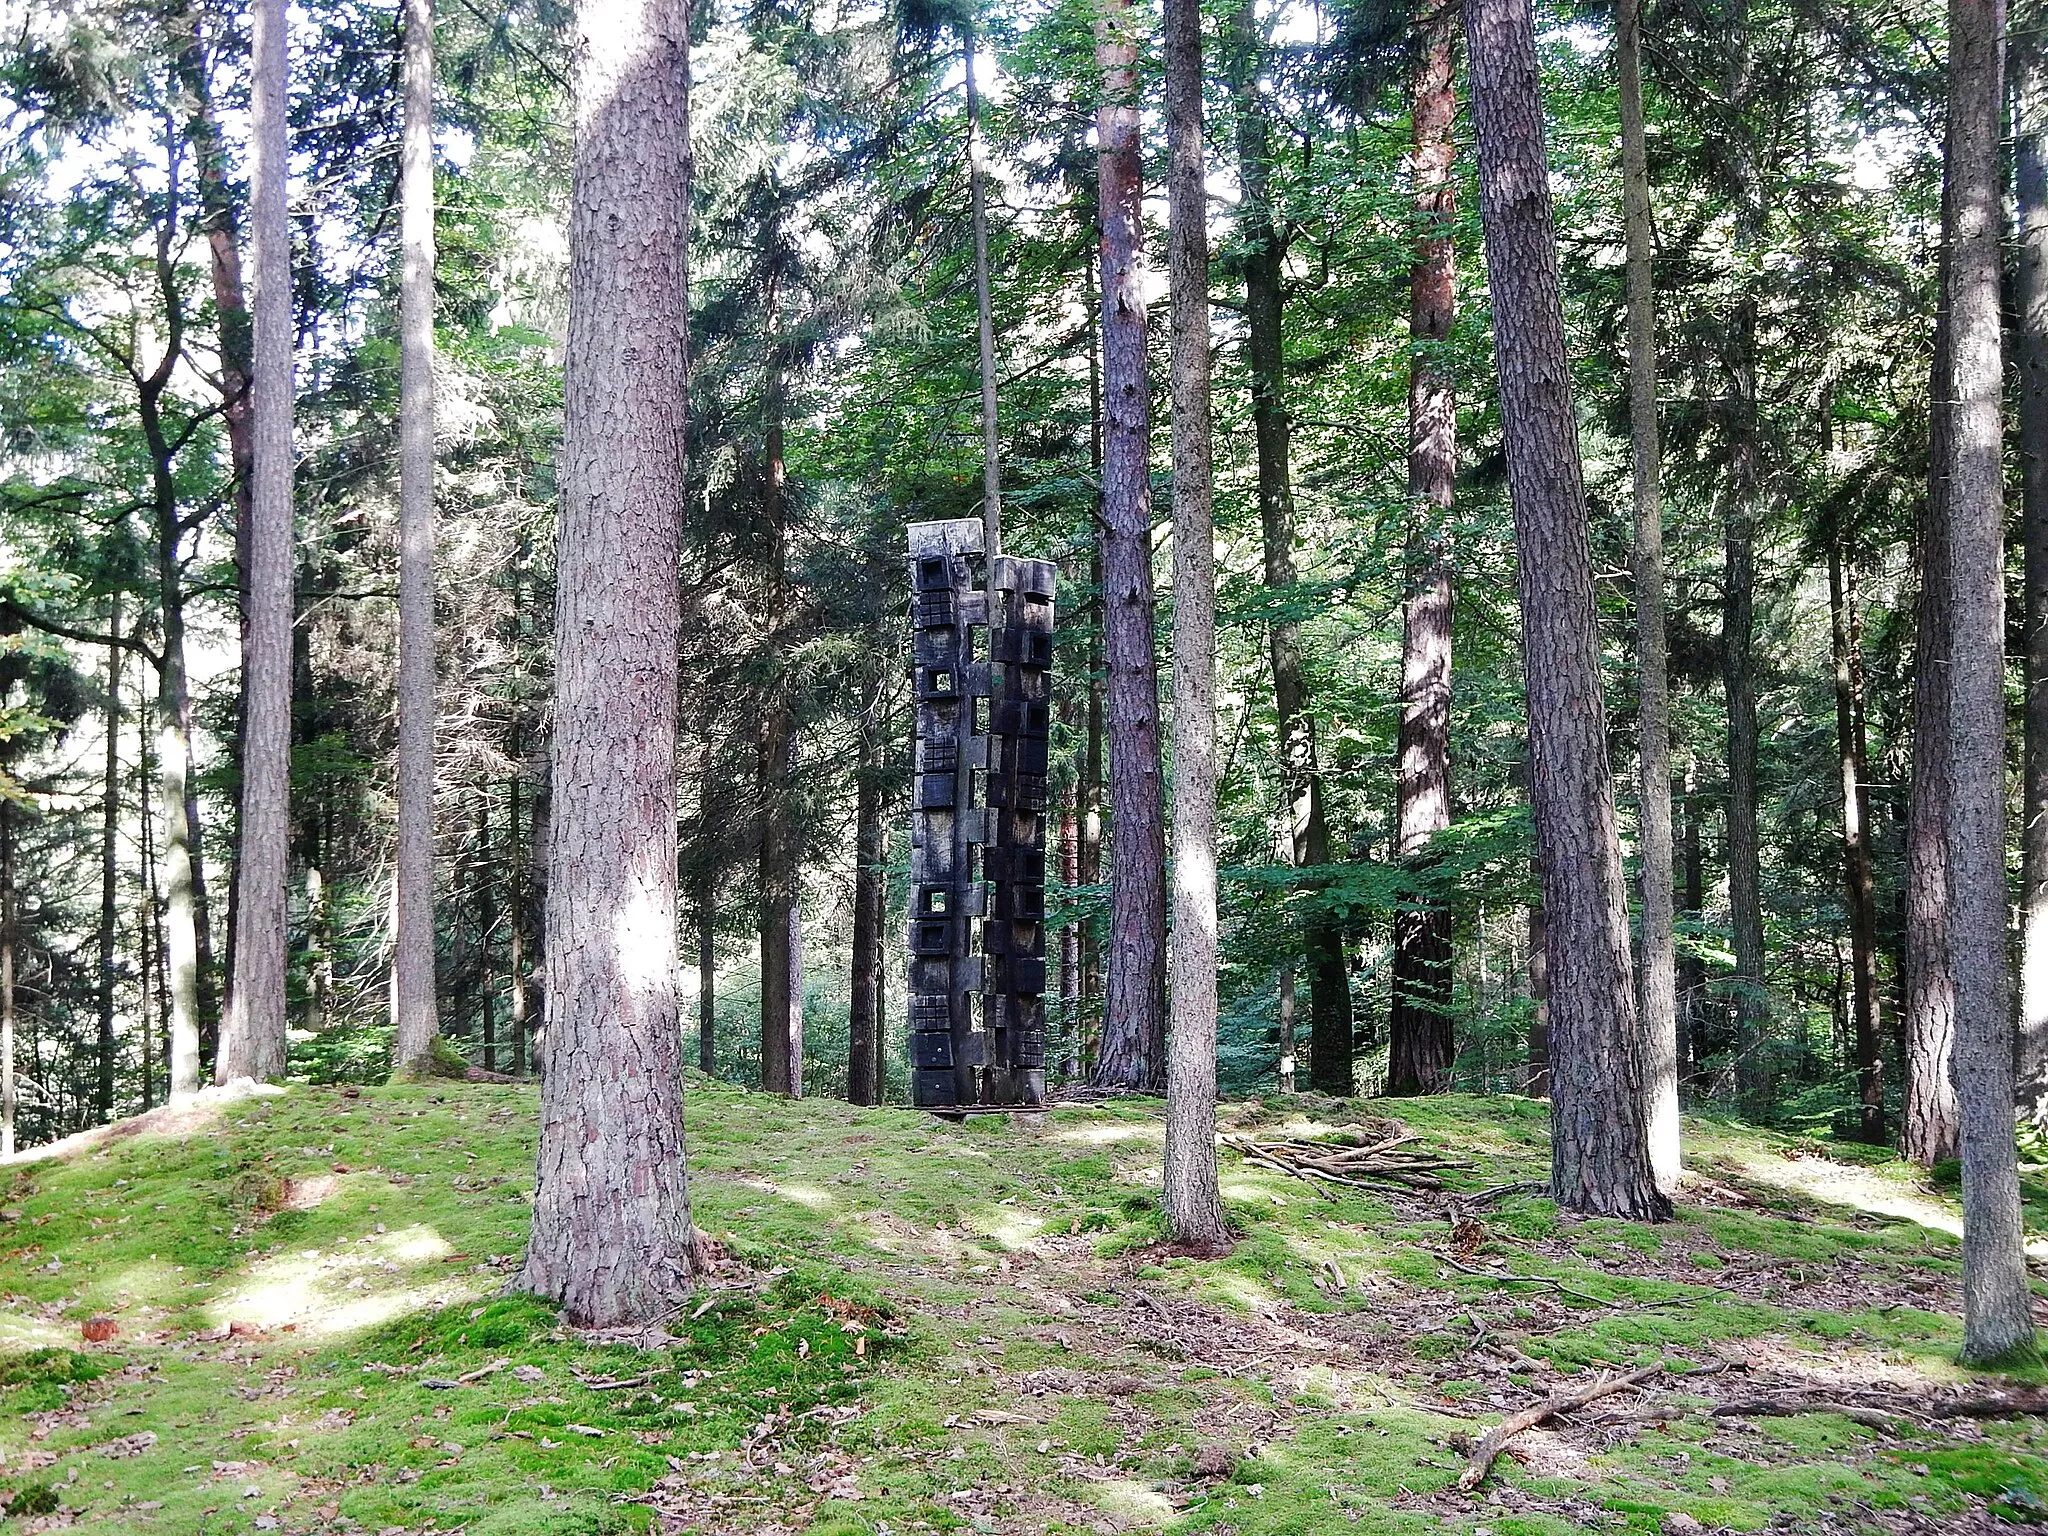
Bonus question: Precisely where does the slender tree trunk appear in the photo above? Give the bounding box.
[1059,758,1081,1078]
[1721,314,1768,1109]
[522,0,698,1326]
[1276,967,1297,1092]
[1465,0,1668,1219]
[97,606,122,1125]
[1078,260,1106,1073]
[757,271,797,1098]
[137,690,161,1110]
[218,0,294,1084]
[1904,230,1962,1167]
[1944,0,2034,1365]
[850,707,882,1105]
[1090,0,1166,1092]
[1619,0,1679,1189]
[2015,16,2048,1112]
[787,895,803,1097]
[1162,0,1227,1245]
[476,791,497,1071]
[1525,890,1549,1095]
[393,0,440,1073]
[1828,549,1884,1143]
[1227,0,1352,1096]
[508,774,528,1075]
[1679,758,1705,1089]
[965,31,1000,557]
[2,804,14,1156]
[1389,2,1459,1097]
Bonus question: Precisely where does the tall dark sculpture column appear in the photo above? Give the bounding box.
[906,520,1055,1109]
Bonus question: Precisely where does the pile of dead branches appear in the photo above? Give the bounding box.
[1223,1128,1472,1193]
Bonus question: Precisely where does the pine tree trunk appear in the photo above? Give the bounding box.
[1679,760,1706,1087]
[393,0,440,1072]
[1619,0,1679,1190]
[1227,0,1352,1096]
[1162,0,1228,1246]
[2,804,15,1156]
[509,775,529,1075]
[1943,0,2034,1365]
[1091,0,1166,1093]
[97,608,122,1125]
[757,271,797,1097]
[1525,890,1549,1095]
[1389,1,1458,1097]
[1904,233,1962,1168]
[1722,301,1767,1109]
[1465,0,1668,1219]
[218,0,295,1084]
[1829,548,1884,1143]
[2015,16,2048,1112]
[849,713,882,1106]
[522,0,699,1326]
[137,698,161,1110]
[965,32,1001,556]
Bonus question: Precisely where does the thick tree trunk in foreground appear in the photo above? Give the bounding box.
[1465,0,1669,1220]
[392,0,440,1073]
[1904,245,1962,1168]
[218,0,294,1084]
[1828,549,1884,1144]
[97,611,121,1125]
[1228,0,1351,1094]
[1091,0,1166,1093]
[1162,0,1228,1248]
[1619,0,1679,1191]
[1389,1,1459,1098]
[2016,19,2048,1113]
[522,0,698,1327]
[1943,0,2034,1365]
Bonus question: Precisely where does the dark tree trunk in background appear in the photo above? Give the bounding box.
[1721,302,1768,1110]
[1904,235,1962,1168]
[1828,548,1884,1144]
[97,609,121,1124]
[1943,0,2034,1365]
[508,775,529,1075]
[1228,0,1352,1095]
[2015,17,2048,1113]
[757,278,798,1097]
[1679,760,1706,1088]
[1525,890,1548,1096]
[3,804,16,1156]
[218,0,294,1085]
[1619,0,1679,1190]
[1389,0,1458,1098]
[849,706,883,1106]
[522,0,698,1327]
[1090,0,1166,1092]
[1465,0,1669,1219]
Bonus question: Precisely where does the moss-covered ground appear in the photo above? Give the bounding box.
[0,1080,2042,1533]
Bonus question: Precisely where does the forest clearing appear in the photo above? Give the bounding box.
[0,1083,2044,1533]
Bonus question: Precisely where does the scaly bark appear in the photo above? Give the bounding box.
[1465,0,1668,1219]
[522,0,698,1326]
[2015,12,2048,1112]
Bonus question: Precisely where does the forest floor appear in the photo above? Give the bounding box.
[0,1081,2041,1536]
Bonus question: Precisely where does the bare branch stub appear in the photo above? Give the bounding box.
[906,520,1055,1110]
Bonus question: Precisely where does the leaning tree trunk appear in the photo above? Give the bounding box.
[392,0,440,1073]
[1464,0,1669,1220]
[1828,548,1884,1144]
[2015,16,2048,1113]
[1944,0,2034,1366]
[218,0,294,1085]
[1162,0,1228,1247]
[1090,0,1167,1093]
[522,0,699,1327]
[1389,0,1459,1097]
[97,607,122,1125]
[1903,223,1962,1168]
[1227,0,1352,1096]
[1619,0,1679,1191]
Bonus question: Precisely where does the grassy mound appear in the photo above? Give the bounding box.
[0,1080,2041,1532]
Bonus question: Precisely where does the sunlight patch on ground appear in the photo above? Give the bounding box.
[210,1224,487,1336]
[1693,1145,1971,1242]
[971,1206,1045,1250]
[1205,1269,1280,1314]
[727,1175,837,1211]
[0,1312,69,1352]
[2,1082,288,1168]
[1052,1121,1160,1148]
[1080,1475,1174,1528]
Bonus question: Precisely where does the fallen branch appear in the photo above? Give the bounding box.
[1223,1134,1471,1195]
[1931,1391,2048,1419]
[1458,1363,1665,1490]
[1432,1251,1613,1308]
[1712,1397,1899,1429]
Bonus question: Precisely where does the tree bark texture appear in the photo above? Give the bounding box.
[1943,0,2034,1365]
[1227,0,1352,1095]
[1904,231,1962,1168]
[393,0,440,1073]
[757,273,798,1098]
[1721,301,1768,1109]
[2016,17,2048,1113]
[850,709,883,1106]
[1162,0,1228,1247]
[1091,0,1166,1093]
[1389,2,1458,1098]
[218,0,294,1085]
[966,33,1001,557]
[522,0,698,1327]
[97,609,121,1125]
[1828,549,1884,1144]
[1619,0,1679,1191]
[3,805,15,1157]
[1465,0,1669,1219]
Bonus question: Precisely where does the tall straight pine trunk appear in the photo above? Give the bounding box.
[1227,0,1352,1094]
[97,608,122,1124]
[1090,0,1166,1092]
[1944,0,2034,1365]
[1828,548,1884,1143]
[393,0,440,1072]
[965,31,1001,556]
[849,704,884,1106]
[1162,0,1228,1247]
[522,0,699,1326]
[218,0,294,1084]
[757,291,799,1098]
[1618,0,1679,1190]
[1464,0,1669,1220]
[2015,17,2048,1111]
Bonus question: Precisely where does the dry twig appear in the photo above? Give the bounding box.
[1458,1362,1665,1490]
